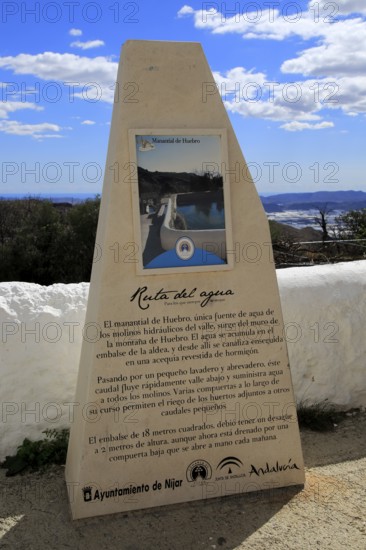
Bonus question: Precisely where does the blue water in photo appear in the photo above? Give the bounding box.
[176,201,225,230]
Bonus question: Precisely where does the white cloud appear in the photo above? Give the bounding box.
[281,18,366,77]
[177,4,330,41]
[178,2,366,73]
[327,76,366,114]
[33,134,64,139]
[0,52,116,81]
[308,0,366,16]
[0,121,63,139]
[179,2,366,127]
[213,67,267,94]
[212,67,366,128]
[69,28,82,36]
[70,40,105,50]
[280,121,334,131]
[0,100,43,119]
[177,5,195,17]
[0,52,118,103]
[213,69,336,121]
[81,119,95,125]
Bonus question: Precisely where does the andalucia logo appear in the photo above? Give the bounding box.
[217,456,243,475]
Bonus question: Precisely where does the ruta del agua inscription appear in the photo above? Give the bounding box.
[65,40,304,520]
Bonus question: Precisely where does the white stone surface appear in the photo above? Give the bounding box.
[278,261,366,410]
[1,262,366,459]
[0,282,89,461]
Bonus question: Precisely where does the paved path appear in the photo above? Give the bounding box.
[0,414,365,549]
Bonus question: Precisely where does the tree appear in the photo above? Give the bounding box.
[333,208,366,259]
[269,220,303,267]
[6,199,65,284]
[0,196,101,284]
[335,208,366,240]
[314,205,332,242]
[63,196,101,282]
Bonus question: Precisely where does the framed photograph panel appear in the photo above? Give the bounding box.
[128,129,233,275]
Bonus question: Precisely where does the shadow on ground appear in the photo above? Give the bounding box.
[0,470,300,550]
[1,415,365,550]
[300,413,366,468]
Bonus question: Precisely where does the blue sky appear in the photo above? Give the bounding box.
[0,0,365,195]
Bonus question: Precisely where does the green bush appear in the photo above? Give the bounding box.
[1,428,69,476]
[0,196,100,284]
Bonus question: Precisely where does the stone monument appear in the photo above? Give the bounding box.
[65,40,304,519]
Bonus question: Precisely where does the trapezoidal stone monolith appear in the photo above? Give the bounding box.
[65,40,304,520]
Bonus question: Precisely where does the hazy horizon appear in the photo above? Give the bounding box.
[1,189,366,199]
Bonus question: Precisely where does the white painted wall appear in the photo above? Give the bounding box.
[0,282,89,461]
[279,261,366,410]
[1,262,365,460]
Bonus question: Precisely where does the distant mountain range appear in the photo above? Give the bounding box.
[0,193,97,203]
[260,191,366,213]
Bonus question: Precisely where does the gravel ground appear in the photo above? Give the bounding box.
[0,414,365,550]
